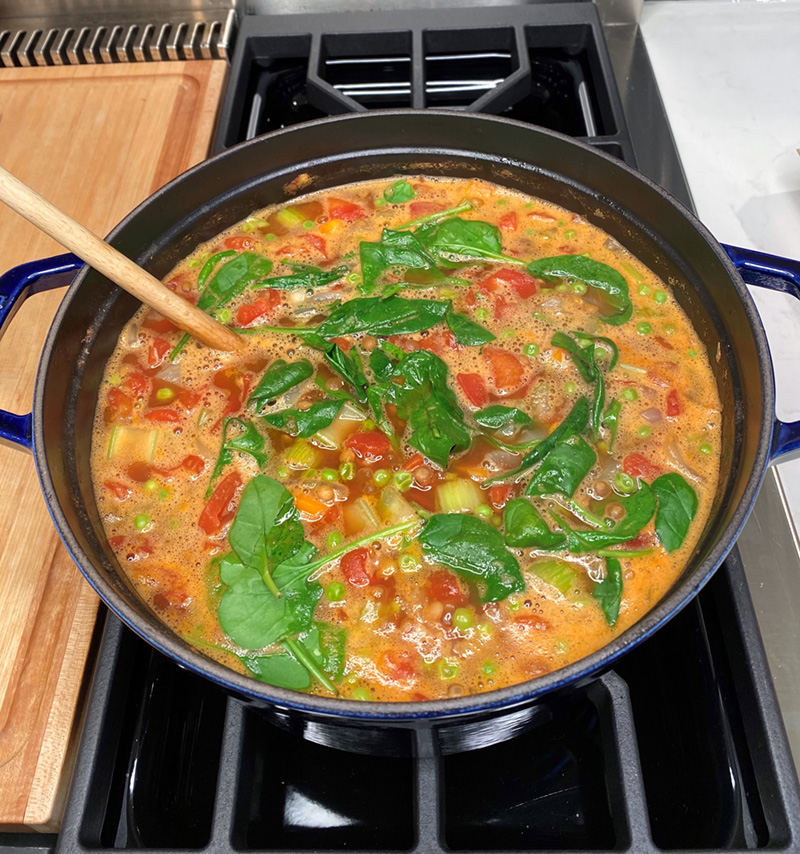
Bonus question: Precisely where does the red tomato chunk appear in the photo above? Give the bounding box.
[341,548,371,587]
[345,431,391,463]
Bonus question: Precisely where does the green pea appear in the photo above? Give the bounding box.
[265,233,276,241]
[108,373,121,386]
[346,272,361,284]
[474,504,493,519]
[394,470,413,492]
[374,469,391,486]
[571,281,587,295]
[654,290,667,304]
[638,283,651,296]
[158,488,170,500]
[475,307,490,322]
[351,687,372,701]
[637,425,652,438]
[564,381,577,394]
[303,220,314,230]
[564,229,576,239]
[501,329,515,341]
[321,468,339,482]
[497,198,508,206]
[155,387,174,401]
[636,322,652,335]
[375,198,387,207]
[614,472,636,495]
[187,258,201,269]
[399,553,420,573]
[144,479,158,492]
[482,661,498,676]
[339,462,355,481]
[491,514,502,527]
[325,581,346,602]
[133,513,151,531]
[556,283,570,293]
[477,622,493,639]
[523,343,540,358]
[663,323,676,335]
[507,596,521,612]
[453,608,474,630]
[326,531,344,549]
[277,465,289,479]
[621,388,638,402]
[699,443,712,455]
[687,348,697,358]
[437,659,459,680]
[362,418,376,430]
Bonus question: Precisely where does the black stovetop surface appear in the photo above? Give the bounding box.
[3,3,799,852]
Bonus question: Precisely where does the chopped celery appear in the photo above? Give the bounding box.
[435,478,485,514]
[313,401,365,450]
[285,440,319,470]
[344,497,381,535]
[107,426,158,462]
[275,207,305,229]
[530,558,579,597]
[378,486,417,524]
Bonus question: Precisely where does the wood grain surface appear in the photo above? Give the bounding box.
[0,60,227,831]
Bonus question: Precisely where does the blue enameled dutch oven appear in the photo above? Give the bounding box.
[2,111,800,756]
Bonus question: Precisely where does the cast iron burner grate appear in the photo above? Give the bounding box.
[212,4,633,163]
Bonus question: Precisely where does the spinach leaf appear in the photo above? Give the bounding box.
[263,398,344,438]
[652,473,698,552]
[603,398,621,450]
[243,651,311,690]
[551,331,615,436]
[593,557,623,626]
[198,250,236,289]
[249,359,314,413]
[317,296,449,338]
[397,198,473,230]
[572,331,619,370]
[551,331,596,382]
[420,217,523,266]
[485,397,590,485]
[560,482,656,553]
[504,499,567,549]
[304,340,368,403]
[359,230,441,294]
[474,405,533,431]
[384,180,416,203]
[445,307,496,345]
[369,348,395,381]
[525,435,597,498]
[255,264,348,291]
[380,350,471,468]
[527,255,632,325]
[206,418,267,497]
[419,514,525,602]
[198,252,274,312]
[300,621,347,681]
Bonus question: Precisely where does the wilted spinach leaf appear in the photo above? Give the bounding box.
[603,398,621,450]
[249,359,314,414]
[207,417,267,497]
[243,651,311,689]
[652,473,698,552]
[383,180,417,203]
[318,296,449,338]
[359,230,441,294]
[504,498,566,549]
[527,255,632,325]
[419,217,522,267]
[420,514,525,602]
[255,264,348,291]
[593,557,623,626]
[445,307,496,345]
[198,252,273,312]
[474,405,533,431]
[301,621,347,682]
[525,435,597,498]
[263,398,343,438]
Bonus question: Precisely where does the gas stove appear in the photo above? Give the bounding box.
[2,3,799,852]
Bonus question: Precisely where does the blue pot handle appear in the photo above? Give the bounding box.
[0,253,83,451]
[723,243,800,461]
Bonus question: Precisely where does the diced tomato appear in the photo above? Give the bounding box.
[104,481,131,501]
[328,198,366,222]
[623,453,662,481]
[341,548,371,587]
[620,530,656,551]
[182,455,206,476]
[148,338,172,368]
[481,267,538,299]
[456,373,488,408]
[403,453,425,471]
[345,431,391,463]
[104,387,134,422]
[666,389,681,417]
[122,371,149,398]
[408,201,444,218]
[198,472,242,535]
[485,347,526,395]
[142,312,179,334]
[177,388,201,412]
[654,336,674,351]
[498,212,518,231]
[514,615,551,631]
[493,293,510,320]
[489,484,514,510]
[126,461,152,482]
[109,535,126,549]
[277,233,328,261]
[558,244,576,254]
[379,649,417,681]
[144,409,181,424]
[425,570,468,607]
[304,233,327,259]
[224,235,255,251]
[214,368,247,415]
[237,291,280,326]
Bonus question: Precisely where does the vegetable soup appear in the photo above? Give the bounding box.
[91,176,721,702]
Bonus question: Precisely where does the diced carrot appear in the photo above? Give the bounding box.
[403,453,425,471]
[104,481,132,501]
[485,347,526,395]
[294,491,329,521]
[144,409,181,424]
[456,373,488,408]
[318,218,345,235]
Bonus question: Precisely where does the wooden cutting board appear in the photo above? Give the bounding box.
[0,60,227,831]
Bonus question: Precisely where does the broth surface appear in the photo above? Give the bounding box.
[91,177,721,701]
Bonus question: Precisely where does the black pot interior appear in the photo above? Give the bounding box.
[37,112,768,728]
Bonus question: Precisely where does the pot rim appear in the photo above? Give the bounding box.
[32,109,775,721]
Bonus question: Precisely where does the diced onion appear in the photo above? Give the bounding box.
[155,363,182,384]
[641,407,663,423]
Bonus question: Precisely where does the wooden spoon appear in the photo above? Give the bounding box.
[0,165,244,353]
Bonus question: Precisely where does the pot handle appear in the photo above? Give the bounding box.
[0,253,83,451]
[723,243,800,461]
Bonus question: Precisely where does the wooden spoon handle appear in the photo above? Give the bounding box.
[0,166,244,353]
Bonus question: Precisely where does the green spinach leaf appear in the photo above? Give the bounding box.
[474,405,533,431]
[445,307,496,345]
[359,230,441,294]
[197,252,273,312]
[263,398,344,438]
[383,180,416,203]
[593,557,623,626]
[504,499,567,549]
[525,435,597,498]
[419,514,525,602]
[243,651,311,690]
[255,264,348,291]
[300,621,347,681]
[603,398,621,450]
[249,359,314,413]
[527,255,632,325]
[317,296,449,338]
[206,417,267,497]
[652,473,698,552]
[420,217,523,266]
